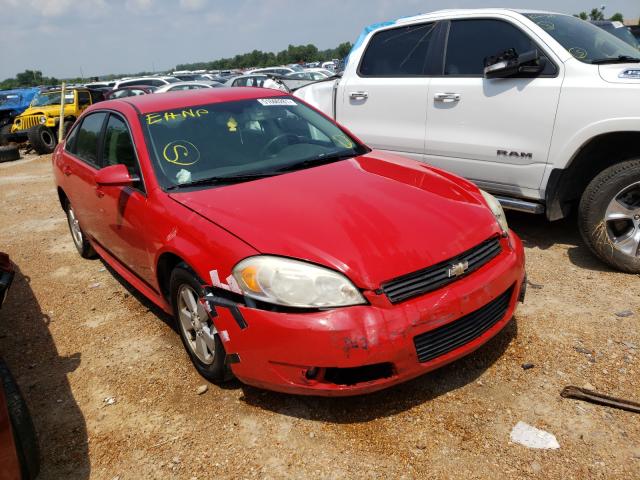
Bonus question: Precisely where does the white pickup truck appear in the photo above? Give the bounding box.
[294,9,640,273]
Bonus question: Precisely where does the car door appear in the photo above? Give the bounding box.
[60,112,108,240]
[337,21,444,161]
[92,113,155,284]
[424,17,563,197]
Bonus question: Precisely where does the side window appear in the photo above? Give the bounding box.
[151,80,166,87]
[78,91,91,106]
[234,78,248,87]
[103,115,142,184]
[359,22,437,76]
[64,122,80,153]
[74,112,107,167]
[445,19,556,76]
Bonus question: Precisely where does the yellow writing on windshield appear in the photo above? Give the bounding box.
[162,140,200,166]
[146,108,209,125]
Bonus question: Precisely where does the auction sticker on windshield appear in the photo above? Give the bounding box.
[257,98,297,106]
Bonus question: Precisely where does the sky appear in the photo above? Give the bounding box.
[1,0,639,79]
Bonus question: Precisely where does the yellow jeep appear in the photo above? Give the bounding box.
[10,88,101,154]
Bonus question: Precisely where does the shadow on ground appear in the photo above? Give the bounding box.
[0,266,90,479]
[505,210,614,272]
[240,319,517,422]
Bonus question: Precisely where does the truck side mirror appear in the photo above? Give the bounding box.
[484,49,545,79]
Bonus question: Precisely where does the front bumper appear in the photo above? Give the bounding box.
[211,231,525,396]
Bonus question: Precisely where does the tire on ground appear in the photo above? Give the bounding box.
[170,265,229,383]
[0,123,11,146]
[0,359,40,480]
[0,145,20,163]
[27,125,57,155]
[578,158,640,273]
[65,202,97,259]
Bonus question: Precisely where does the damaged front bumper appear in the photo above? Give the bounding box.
[207,232,525,396]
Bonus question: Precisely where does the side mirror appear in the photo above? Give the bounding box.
[95,164,138,187]
[484,49,545,79]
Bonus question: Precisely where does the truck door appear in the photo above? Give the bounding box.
[425,18,563,197]
[337,21,444,162]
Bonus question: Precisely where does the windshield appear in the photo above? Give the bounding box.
[31,91,75,106]
[143,97,368,189]
[524,13,640,63]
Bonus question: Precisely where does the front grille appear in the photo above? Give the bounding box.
[15,115,41,131]
[413,286,513,363]
[381,236,502,303]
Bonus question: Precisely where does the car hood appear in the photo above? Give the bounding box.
[169,153,501,289]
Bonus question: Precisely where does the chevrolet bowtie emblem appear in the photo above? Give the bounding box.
[448,260,469,278]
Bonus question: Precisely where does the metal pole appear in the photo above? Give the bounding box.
[58,82,66,142]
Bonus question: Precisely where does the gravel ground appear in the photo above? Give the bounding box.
[0,153,638,479]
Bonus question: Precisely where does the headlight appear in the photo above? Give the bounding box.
[39,115,46,124]
[480,190,508,233]
[232,255,365,308]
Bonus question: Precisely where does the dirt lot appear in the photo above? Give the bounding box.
[0,153,638,479]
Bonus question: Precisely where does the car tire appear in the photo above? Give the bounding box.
[0,359,40,480]
[579,158,640,273]
[27,125,56,155]
[170,265,228,384]
[0,123,11,146]
[65,202,97,259]
[0,145,20,163]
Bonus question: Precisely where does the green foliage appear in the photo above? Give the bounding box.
[610,12,624,22]
[0,70,59,90]
[589,8,605,21]
[575,11,588,20]
[175,42,353,71]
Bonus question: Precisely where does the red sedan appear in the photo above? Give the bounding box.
[52,88,525,396]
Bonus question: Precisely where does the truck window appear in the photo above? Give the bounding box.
[445,19,555,76]
[359,23,437,77]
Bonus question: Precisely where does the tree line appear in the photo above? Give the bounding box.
[574,8,626,22]
[175,42,353,71]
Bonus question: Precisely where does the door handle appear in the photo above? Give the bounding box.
[434,92,461,103]
[349,91,369,100]
[63,166,72,176]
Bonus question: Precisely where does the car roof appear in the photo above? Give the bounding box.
[98,87,288,114]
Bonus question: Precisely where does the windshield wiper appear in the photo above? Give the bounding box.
[274,152,357,173]
[166,172,279,190]
[591,55,640,65]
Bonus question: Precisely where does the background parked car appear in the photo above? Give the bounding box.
[112,76,180,89]
[104,85,157,100]
[0,88,39,145]
[591,20,640,49]
[245,67,296,76]
[154,81,223,93]
[224,74,270,87]
[8,87,103,154]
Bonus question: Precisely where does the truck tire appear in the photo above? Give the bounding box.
[0,124,11,146]
[27,125,57,155]
[0,145,20,163]
[579,159,640,273]
[0,359,40,480]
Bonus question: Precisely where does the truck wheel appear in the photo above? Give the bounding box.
[579,159,640,273]
[27,125,56,155]
[0,124,11,146]
[0,145,20,163]
[170,265,228,384]
[0,359,40,480]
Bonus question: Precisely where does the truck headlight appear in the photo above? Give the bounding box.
[39,116,46,124]
[233,255,365,308]
[480,190,509,233]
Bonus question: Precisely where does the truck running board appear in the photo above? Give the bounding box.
[494,196,545,214]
